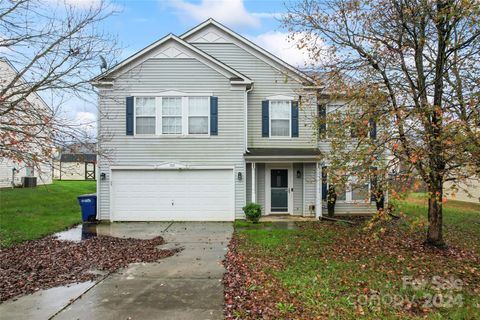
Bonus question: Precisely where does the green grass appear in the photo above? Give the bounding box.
[396,193,480,254]
[0,180,96,247]
[235,197,480,319]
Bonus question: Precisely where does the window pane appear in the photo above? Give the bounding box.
[271,119,290,136]
[136,117,155,134]
[188,117,208,134]
[136,97,155,116]
[162,97,182,115]
[271,100,291,118]
[352,184,369,200]
[336,184,347,201]
[162,117,182,134]
[189,97,209,116]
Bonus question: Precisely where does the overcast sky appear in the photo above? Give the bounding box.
[60,0,309,136]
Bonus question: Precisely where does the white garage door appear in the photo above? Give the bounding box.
[111,169,234,221]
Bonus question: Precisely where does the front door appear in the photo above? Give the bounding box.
[270,169,289,212]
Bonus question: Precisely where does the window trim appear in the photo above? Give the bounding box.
[133,95,210,137]
[269,100,291,139]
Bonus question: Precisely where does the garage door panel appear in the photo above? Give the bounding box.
[111,169,234,221]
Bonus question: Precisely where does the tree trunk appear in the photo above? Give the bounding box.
[426,179,445,248]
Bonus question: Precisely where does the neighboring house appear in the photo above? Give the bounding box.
[92,19,376,221]
[53,143,97,180]
[0,58,53,188]
[444,178,480,204]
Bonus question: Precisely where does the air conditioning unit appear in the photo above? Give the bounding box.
[21,176,37,188]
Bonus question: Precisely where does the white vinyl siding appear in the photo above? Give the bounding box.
[135,97,156,135]
[303,163,316,215]
[97,58,246,220]
[191,42,317,148]
[293,163,303,215]
[270,100,291,137]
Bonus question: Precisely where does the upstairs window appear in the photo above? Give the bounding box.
[132,95,214,136]
[270,100,291,137]
[161,97,182,134]
[188,97,209,134]
[135,97,156,135]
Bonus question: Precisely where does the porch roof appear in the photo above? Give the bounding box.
[244,148,322,161]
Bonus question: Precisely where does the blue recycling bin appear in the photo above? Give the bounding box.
[78,194,97,222]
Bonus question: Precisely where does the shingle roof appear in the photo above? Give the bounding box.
[245,148,322,158]
[60,154,96,163]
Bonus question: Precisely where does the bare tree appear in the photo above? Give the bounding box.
[283,0,480,247]
[0,0,118,175]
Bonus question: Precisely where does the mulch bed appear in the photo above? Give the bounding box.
[0,235,178,302]
[223,236,304,319]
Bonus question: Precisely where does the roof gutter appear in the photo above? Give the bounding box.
[245,84,254,153]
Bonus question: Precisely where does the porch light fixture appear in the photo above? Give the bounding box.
[237,172,242,181]
[296,170,302,179]
[100,172,106,180]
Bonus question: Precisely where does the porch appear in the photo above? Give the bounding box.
[245,148,323,218]
[244,148,376,218]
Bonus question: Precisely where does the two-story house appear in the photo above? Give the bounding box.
[0,57,53,188]
[92,19,375,221]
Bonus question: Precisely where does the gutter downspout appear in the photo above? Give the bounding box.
[245,84,254,153]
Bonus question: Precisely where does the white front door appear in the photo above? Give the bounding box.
[265,164,293,214]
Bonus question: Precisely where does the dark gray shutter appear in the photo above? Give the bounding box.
[291,101,299,137]
[318,104,326,138]
[369,118,377,139]
[210,96,218,135]
[322,166,327,201]
[126,96,134,136]
[370,166,377,202]
[262,100,269,137]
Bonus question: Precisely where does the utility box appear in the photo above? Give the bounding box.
[21,176,37,188]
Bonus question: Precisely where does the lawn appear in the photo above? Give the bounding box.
[396,193,480,255]
[0,180,96,247]
[227,196,480,319]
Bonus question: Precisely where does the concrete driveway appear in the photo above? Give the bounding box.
[0,222,233,320]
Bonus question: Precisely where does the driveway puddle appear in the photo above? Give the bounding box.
[54,223,98,242]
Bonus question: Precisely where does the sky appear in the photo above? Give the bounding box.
[107,0,305,65]
[60,0,309,136]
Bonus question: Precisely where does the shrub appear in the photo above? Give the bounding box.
[242,202,262,223]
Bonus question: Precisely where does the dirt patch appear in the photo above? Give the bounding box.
[0,235,178,302]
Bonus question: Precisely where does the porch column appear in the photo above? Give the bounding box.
[251,162,256,203]
[315,163,322,219]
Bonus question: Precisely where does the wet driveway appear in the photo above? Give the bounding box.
[0,222,233,320]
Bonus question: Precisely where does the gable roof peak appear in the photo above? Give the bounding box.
[181,19,314,84]
[92,32,251,84]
